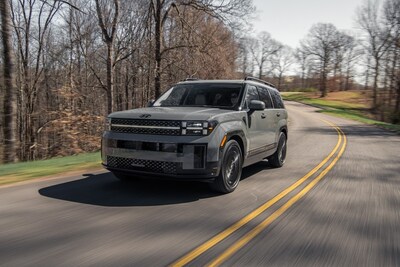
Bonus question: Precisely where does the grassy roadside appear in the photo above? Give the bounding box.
[0,152,102,186]
[282,91,400,134]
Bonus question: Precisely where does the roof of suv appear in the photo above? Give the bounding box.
[177,79,244,84]
[177,78,279,91]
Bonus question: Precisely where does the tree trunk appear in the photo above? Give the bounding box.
[94,0,119,114]
[364,57,370,90]
[320,61,328,97]
[154,0,162,99]
[372,58,380,111]
[1,0,18,163]
[258,63,263,79]
[320,72,327,97]
[125,64,130,110]
[278,73,283,89]
[389,49,398,107]
[107,42,114,113]
[395,77,400,113]
[301,67,305,89]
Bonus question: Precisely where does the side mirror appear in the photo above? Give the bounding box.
[147,100,155,107]
[249,100,265,111]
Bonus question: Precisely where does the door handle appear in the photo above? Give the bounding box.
[261,114,266,119]
[276,113,281,117]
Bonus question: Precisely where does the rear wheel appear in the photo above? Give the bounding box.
[211,140,243,193]
[268,132,287,168]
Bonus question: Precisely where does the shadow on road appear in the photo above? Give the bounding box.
[302,124,399,137]
[38,162,268,207]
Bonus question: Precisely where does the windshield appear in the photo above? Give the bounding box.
[153,83,244,109]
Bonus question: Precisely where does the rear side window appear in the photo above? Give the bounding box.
[257,86,273,109]
[269,89,285,109]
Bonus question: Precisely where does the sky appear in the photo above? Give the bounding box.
[252,0,366,48]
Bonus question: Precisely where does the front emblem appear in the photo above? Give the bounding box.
[139,114,151,118]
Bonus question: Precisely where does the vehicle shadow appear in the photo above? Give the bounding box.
[38,163,268,207]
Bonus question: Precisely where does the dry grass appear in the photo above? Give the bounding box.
[282,90,400,133]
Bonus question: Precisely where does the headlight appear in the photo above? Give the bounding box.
[105,117,111,131]
[181,120,218,136]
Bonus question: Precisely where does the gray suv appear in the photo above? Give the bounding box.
[101,77,288,193]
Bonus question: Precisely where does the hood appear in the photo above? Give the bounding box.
[109,107,234,121]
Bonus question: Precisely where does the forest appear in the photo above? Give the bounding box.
[1,0,399,163]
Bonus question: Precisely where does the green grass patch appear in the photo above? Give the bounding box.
[282,92,365,109]
[319,110,400,133]
[282,92,400,134]
[287,87,318,93]
[0,152,102,186]
[301,97,364,110]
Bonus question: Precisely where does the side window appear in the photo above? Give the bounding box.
[257,86,273,109]
[244,85,259,109]
[269,89,285,109]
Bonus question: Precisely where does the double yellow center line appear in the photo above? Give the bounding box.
[171,120,347,267]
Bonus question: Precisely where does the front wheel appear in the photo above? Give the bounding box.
[211,140,243,194]
[268,132,287,168]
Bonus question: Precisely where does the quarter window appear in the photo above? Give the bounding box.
[269,89,285,109]
[257,87,273,109]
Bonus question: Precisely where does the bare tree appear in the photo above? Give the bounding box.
[160,7,238,81]
[382,0,400,121]
[10,0,63,160]
[250,31,282,79]
[341,35,362,90]
[294,48,309,89]
[357,0,393,110]
[300,23,343,97]
[271,45,294,90]
[329,32,360,91]
[236,37,254,76]
[1,0,17,163]
[94,0,120,114]
[149,0,255,98]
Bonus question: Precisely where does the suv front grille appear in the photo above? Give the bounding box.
[107,156,178,174]
[111,118,181,135]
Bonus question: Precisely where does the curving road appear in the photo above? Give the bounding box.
[1,102,400,266]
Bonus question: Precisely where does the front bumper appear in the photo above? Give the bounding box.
[103,161,219,181]
[101,131,222,180]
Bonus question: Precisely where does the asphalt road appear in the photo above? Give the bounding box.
[1,102,400,267]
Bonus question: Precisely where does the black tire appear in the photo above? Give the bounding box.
[268,132,287,168]
[211,140,243,193]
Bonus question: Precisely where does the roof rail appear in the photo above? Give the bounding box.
[184,77,199,81]
[244,76,276,88]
